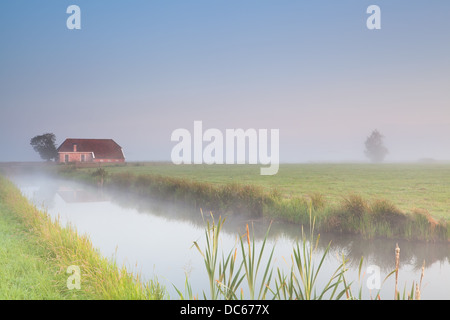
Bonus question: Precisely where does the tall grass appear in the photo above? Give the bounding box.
[0,175,166,300]
[323,194,448,241]
[0,201,85,299]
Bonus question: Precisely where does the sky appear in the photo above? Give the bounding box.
[1,0,449,163]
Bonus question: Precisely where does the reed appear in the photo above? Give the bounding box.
[174,272,197,300]
[184,205,353,300]
[190,211,244,300]
[274,207,349,300]
[188,210,275,300]
[240,221,275,300]
[181,204,431,300]
[392,244,425,300]
[394,243,400,299]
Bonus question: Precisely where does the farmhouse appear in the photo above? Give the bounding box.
[57,138,125,163]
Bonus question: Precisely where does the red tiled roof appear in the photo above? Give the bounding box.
[57,139,125,160]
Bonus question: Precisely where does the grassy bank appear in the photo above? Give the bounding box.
[0,174,166,299]
[75,162,450,219]
[0,201,83,299]
[57,163,450,242]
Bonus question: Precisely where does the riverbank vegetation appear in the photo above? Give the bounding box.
[0,174,166,299]
[0,172,429,300]
[55,162,450,242]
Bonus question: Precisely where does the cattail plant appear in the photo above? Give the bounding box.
[394,243,400,299]
[240,221,275,300]
[191,210,225,300]
[415,260,425,300]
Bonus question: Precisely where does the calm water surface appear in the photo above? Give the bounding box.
[11,174,450,300]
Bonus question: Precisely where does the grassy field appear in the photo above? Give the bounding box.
[75,162,450,221]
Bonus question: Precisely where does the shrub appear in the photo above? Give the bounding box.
[308,192,326,211]
[408,208,448,241]
[340,194,369,220]
[370,199,406,225]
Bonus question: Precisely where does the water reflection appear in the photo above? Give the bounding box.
[112,189,450,273]
[9,172,450,300]
[57,186,108,203]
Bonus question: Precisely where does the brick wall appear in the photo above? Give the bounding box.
[58,153,94,163]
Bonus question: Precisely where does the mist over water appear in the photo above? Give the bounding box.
[8,171,450,300]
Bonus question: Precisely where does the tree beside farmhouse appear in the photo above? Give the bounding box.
[30,133,58,161]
